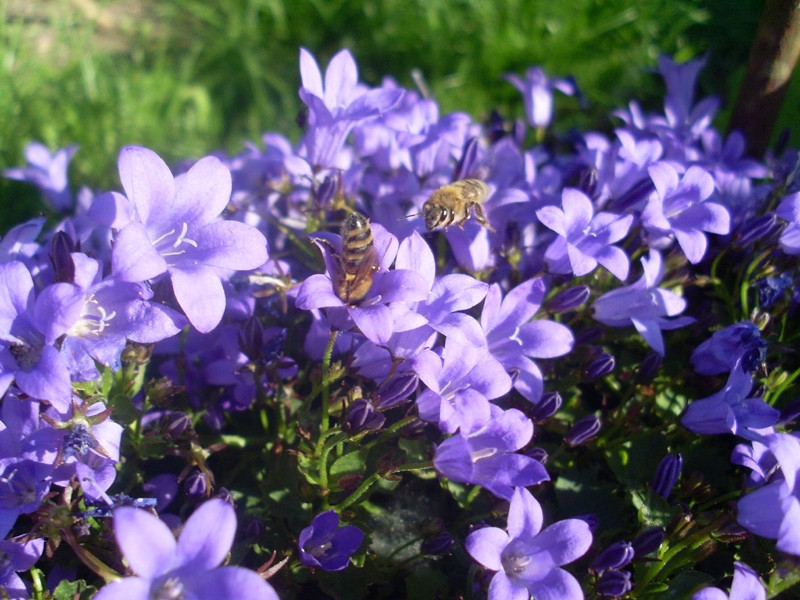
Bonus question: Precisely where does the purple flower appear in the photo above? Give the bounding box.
[465,486,592,600]
[298,509,364,571]
[651,453,682,499]
[93,146,268,333]
[536,188,633,280]
[3,142,77,212]
[691,561,765,600]
[592,249,694,355]
[0,535,45,600]
[434,407,549,500]
[0,261,75,410]
[295,225,429,345]
[776,191,800,254]
[691,322,766,376]
[681,363,780,440]
[505,67,577,129]
[298,48,404,169]
[737,432,800,556]
[641,163,730,264]
[94,498,278,600]
[481,279,574,404]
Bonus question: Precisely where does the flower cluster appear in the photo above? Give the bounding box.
[0,47,796,598]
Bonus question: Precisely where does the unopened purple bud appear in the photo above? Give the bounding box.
[611,177,655,212]
[420,532,455,556]
[636,351,663,383]
[591,541,634,573]
[453,137,480,181]
[575,326,604,346]
[50,231,76,283]
[652,453,682,499]
[631,527,665,557]
[735,213,780,247]
[343,399,385,434]
[238,316,264,361]
[314,172,340,207]
[184,470,210,499]
[532,392,562,421]
[577,167,598,198]
[526,447,548,465]
[215,487,235,505]
[374,372,419,409]
[547,285,591,313]
[780,397,800,425]
[596,569,633,597]
[575,514,601,532]
[584,352,615,381]
[163,411,191,439]
[565,415,602,446]
[245,518,266,540]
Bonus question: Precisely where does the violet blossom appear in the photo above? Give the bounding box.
[691,561,765,600]
[3,142,77,212]
[433,406,549,500]
[592,249,694,355]
[90,146,268,333]
[505,66,577,129]
[94,498,279,600]
[0,530,45,600]
[298,509,365,571]
[465,486,592,600]
[536,187,633,280]
[775,191,800,255]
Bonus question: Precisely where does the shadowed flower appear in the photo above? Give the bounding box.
[465,486,592,600]
[3,142,77,212]
[691,561,765,600]
[298,509,364,571]
[94,498,278,600]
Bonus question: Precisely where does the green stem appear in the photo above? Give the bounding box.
[335,473,382,510]
[362,415,418,451]
[62,526,121,583]
[318,431,348,492]
[320,330,339,434]
[30,568,43,600]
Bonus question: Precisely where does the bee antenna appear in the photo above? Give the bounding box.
[397,212,420,221]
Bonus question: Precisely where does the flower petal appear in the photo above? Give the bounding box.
[171,267,226,333]
[465,527,508,571]
[190,220,268,271]
[112,223,168,282]
[118,146,175,226]
[176,499,236,570]
[113,506,176,578]
[507,487,543,539]
[349,304,394,344]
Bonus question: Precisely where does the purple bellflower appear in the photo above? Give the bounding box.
[295,224,429,345]
[690,321,766,376]
[641,163,730,264]
[681,362,780,440]
[691,561,765,600]
[536,188,634,280]
[94,498,279,600]
[0,261,76,411]
[0,531,45,600]
[91,146,268,333]
[505,67,577,129]
[298,48,404,169]
[3,142,77,212]
[465,486,593,600]
[593,249,694,355]
[433,406,549,500]
[775,191,800,255]
[737,432,800,556]
[298,509,365,571]
[481,278,574,404]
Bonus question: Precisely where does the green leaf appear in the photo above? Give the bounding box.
[52,579,97,600]
[330,448,368,477]
[631,490,674,528]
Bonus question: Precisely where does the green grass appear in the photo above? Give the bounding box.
[0,0,784,231]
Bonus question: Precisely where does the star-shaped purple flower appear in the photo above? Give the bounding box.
[298,509,365,571]
[641,163,730,264]
[505,66,577,129]
[465,486,592,600]
[593,249,694,355]
[94,498,279,600]
[536,188,633,280]
[93,146,268,333]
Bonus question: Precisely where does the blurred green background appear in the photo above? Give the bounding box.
[0,0,793,230]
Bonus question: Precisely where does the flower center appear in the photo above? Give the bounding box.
[502,550,531,575]
[68,294,117,338]
[9,342,41,371]
[152,222,198,263]
[152,576,185,600]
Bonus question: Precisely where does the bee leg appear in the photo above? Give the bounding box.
[472,203,495,232]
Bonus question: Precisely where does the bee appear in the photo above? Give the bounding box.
[422,178,494,232]
[331,212,379,306]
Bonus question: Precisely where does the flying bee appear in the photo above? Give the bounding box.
[422,178,494,232]
[330,211,380,306]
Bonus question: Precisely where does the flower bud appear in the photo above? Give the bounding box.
[577,167,598,198]
[584,352,615,381]
[238,316,264,361]
[421,532,455,556]
[374,372,419,409]
[314,171,340,208]
[547,285,591,313]
[184,470,210,499]
[453,136,480,181]
[162,411,191,439]
[631,527,665,557]
[575,513,600,532]
[526,447,548,465]
[575,326,604,346]
[591,541,634,573]
[735,213,780,247]
[596,570,633,597]
[565,415,601,446]
[343,399,385,434]
[532,391,562,421]
[50,231,76,283]
[635,351,663,383]
[652,453,682,499]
